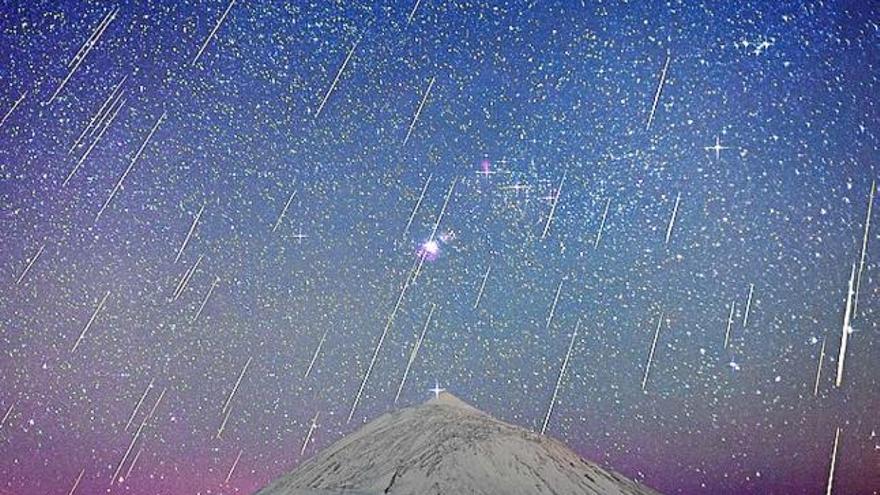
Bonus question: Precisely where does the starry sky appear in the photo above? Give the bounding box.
[1,1,879,494]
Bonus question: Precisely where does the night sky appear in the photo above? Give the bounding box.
[1,1,879,494]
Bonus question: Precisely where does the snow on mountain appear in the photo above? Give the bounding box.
[255,392,662,495]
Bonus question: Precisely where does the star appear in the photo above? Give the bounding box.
[704,135,733,160]
[429,380,446,399]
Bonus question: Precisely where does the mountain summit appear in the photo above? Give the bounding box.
[255,392,662,495]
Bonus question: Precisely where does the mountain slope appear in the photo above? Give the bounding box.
[256,392,662,495]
